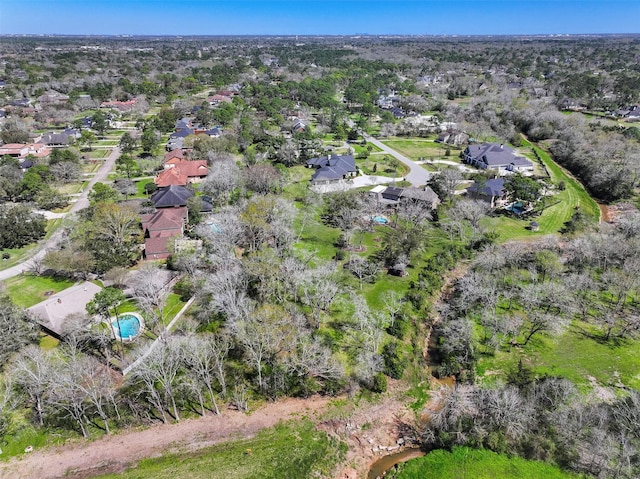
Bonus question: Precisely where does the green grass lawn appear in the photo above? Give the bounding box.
[88,149,111,159]
[477,320,640,391]
[294,213,341,262]
[0,244,38,271]
[3,274,76,309]
[56,181,88,195]
[118,293,186,324]
[82,159,104,172]
[283,166,314,201]
[134,178,155,198]
[95,421,345,479]
[351,142,383,154]
[397,447,585,479]
[0,416,71,459]
[356,155,410,177]
[382,138,461,161]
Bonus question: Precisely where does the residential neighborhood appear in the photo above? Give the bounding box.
[0,30,638,479]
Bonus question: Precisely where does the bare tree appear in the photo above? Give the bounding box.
[344,255,381,289]
[199,265,252,325]
[181,334,231,415]
[202,159,242,207]
[236,305,300,391]
[286,337,343,384]
[299,262,341,327]
[131,263,172,332]
[449,199,490,242]
[381,290,404,328]
[128,338,185,423]
[439,168,464,203]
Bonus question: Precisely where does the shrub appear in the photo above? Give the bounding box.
[387,315,410,339]
[173,278,195,302]
[383,341,408,379]
[371,372,388,393]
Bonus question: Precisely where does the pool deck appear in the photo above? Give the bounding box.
[27,281,102,336]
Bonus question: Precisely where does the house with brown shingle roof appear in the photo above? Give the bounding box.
[140,207,187,260]
[100,98,138,112]
[155,167,189,187]
[164,149,185,163]
[155,158,208,187]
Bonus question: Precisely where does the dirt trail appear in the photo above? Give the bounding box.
[0,390,420,479]
[0,396,333,479]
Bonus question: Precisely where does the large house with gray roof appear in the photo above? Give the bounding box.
[467,178,507,207]
[463,143,533,174]
[306,154,357,184]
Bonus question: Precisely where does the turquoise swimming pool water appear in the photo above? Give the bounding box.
[112,314,141,339]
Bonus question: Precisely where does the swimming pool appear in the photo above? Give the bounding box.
[111,312,144,342]
[506,202,525,215]
[372,216,388,224]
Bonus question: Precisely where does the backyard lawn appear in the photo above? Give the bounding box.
[3,274,76,309]
[135,178,155,198]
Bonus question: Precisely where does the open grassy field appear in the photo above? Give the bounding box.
[381,138,462,161]
[95,421,345,479]
[3,274,76,309]
[477,319,640,391]
[397,447,585,479]
[356,154,410,177]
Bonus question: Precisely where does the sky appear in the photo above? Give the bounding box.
[1,0,638,36]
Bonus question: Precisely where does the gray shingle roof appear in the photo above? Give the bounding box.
[465,143,532,169]
[151,185,194,208]
[307,154,356,182]
[468,178,505,197]
[401,186,440,203]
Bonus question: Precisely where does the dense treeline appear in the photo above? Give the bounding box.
[422,380,640,479]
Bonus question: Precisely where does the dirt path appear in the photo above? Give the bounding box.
[0,396,334,479]
[0,388,420,479]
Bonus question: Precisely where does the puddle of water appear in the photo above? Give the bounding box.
[367,448,425,479]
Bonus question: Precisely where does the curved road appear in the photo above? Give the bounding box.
[0,147,121,282]
[363,135,431,187]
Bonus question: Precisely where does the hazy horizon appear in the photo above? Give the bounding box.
[1,1,638,36]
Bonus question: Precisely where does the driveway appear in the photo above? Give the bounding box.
[310,174,400,194]
[0,147,120,282]
[363,135,431,187]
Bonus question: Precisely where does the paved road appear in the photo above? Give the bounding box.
[363,135,431,187]
[0,147,121,282]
